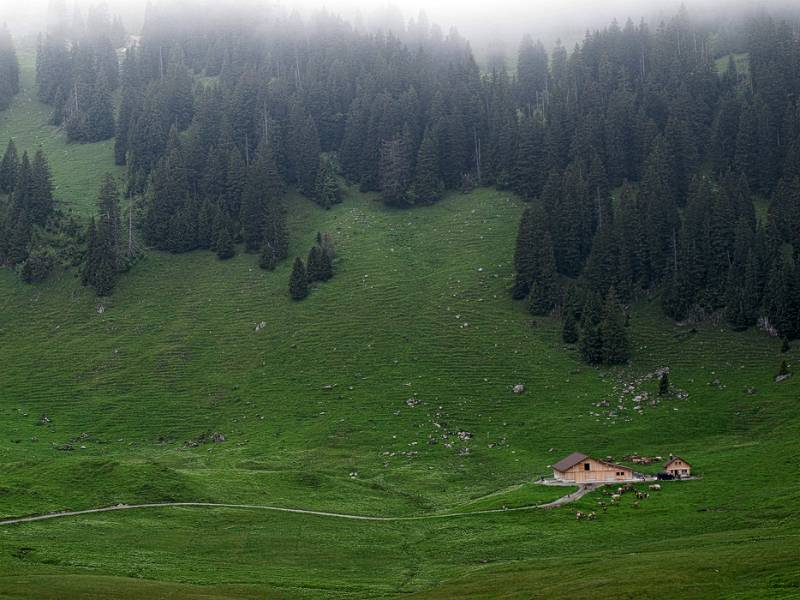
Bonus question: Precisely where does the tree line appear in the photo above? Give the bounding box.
[35,3,122,143]
[4,1,800,333]
[509,9,800,360]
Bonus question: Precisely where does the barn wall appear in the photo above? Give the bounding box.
[554,457,633,482]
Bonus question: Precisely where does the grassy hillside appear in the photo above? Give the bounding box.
[0,37,798,600]
[0,45,123,217]
[0,185,797,598]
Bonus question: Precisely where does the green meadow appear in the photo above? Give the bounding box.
[0,47,798,599]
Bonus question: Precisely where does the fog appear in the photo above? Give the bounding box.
[2,0,796,54]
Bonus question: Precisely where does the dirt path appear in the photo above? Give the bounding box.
[0,485,598,527]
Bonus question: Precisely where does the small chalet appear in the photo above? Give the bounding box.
[552,452,634,483]
[664,456,691,478]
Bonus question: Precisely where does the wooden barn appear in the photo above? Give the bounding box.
[551,452,634,483]
[664,456,691,478]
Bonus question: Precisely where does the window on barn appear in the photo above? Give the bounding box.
[681,469,687,474]
[584,463,590,471]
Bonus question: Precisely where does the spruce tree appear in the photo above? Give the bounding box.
[289,257,309,300]
[82,175,121,296]
[379,133,412,207]
[241,141,284,252]
[0,139,19,194]
[318,245,333,281]
[562,310,579,344]
[307,245,323,282]
[579,292,604,365]
[29,148,54,226]
[408,127,443,205]
[514,206,558,314]
[599,287,630,365]
[313,155,341,209]
[215,225,235,260]
[259,242,277,270]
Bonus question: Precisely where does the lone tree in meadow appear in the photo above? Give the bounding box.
[289,257,309,300]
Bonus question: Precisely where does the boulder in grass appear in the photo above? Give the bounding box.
[513,384,525,394]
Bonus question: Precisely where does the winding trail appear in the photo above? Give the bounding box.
[0,484,599,527]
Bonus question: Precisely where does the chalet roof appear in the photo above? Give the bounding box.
[664,456,691,468]
[552,452,588,472]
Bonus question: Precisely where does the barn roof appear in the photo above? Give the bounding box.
[552,452,588,472]
[664,456,691,468]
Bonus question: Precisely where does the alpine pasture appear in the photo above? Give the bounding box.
[0,46,798,600]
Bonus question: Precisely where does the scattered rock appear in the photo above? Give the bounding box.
[405,396,421,408]
[774,373,792,383]
[513,384,525,394]
[184,431,225,448]
[254,321,266,333]
[37,415,51,426]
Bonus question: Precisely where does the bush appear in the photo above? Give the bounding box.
[18,249,54,283]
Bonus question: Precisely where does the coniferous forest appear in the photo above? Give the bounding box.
[1,3,800,359]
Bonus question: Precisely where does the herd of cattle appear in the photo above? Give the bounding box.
[575,483,663,520]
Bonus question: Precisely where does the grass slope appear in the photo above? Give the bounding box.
[0,186,797,598]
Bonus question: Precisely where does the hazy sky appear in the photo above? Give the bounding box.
[0,0,789,52]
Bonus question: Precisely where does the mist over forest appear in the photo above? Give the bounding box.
[4,0,800,54]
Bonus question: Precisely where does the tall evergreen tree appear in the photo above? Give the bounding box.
[0,139,19,194]
[82,175,121,296]
[289,257,309,300]
[599,287,630,365]
[313,155,341,209]
[579,292,604,365]
[29,149,54,226]
[514,205,558,313]
[408,127,443,205]
[240,141,284,252]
